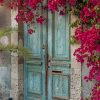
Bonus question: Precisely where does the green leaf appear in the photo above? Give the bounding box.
[0,44,32,59]
[0,27,17,37]
[70,20,81,28]
[70,36,78,45]
[95,24,100,29]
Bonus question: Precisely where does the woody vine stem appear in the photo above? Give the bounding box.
[0,0,100,99]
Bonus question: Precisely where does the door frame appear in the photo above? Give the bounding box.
[23,14,82,100]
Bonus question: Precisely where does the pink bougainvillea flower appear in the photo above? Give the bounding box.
[28,28,34,35]
[89,67,97,80]
[80,97,84,100]
[8,1,18,9]
[15,10,34,23]
[36,16,45,24]
[88,0,100,6]
[91,83,100,100]
[68,0,76,6]
[84,76,89,82]
[83,6,90,17]
[0,0,3,3]
[24,11,34,23]
[55,0,66,7]
[96,71,100,82]
[96,75,100,82]
[48,0,58,13]
[28,0,42,9]
[59,10,65,15]
[96,45,100,52]
[15,15,20,23]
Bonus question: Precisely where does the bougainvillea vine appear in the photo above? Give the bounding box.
[0,0,100,100]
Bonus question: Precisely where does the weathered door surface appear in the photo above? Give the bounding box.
[24,9,70,100]
[24,21,46,100]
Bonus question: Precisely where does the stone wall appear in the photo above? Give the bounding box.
[0,6,11,100]
[0,6,23,100]
[0,52,11,100]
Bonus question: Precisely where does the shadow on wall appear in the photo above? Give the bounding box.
[0,6,11,27]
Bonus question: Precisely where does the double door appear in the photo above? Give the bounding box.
[24,10,70,100]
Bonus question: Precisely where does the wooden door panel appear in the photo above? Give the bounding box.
[29,24,42,57]
[24,21,46,100]
[24,63,45,100]
[48,11,70,100]
[26,93,42,100]
[53,13,69,59]
[48,66,70,100]
[27,71,42,100]
[27,72,42,94]
[52,75,69,97]
[48,12,70,61]
[25,23,42,58]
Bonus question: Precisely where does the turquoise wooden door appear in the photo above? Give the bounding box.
[24,21,46,100]
[47,11,70,100]
[24,9,70,100]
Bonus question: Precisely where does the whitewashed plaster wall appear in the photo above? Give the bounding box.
[70,15,81,100]
[10,9,24,100]
[10,10,19,100]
